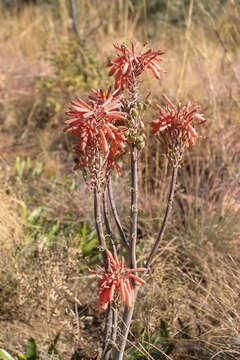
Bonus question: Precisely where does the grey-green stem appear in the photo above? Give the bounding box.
[146,165,178,267]
[94,188,108,270]
[129,146,138,269]
[108,178,129,250]
[112,165,178,360]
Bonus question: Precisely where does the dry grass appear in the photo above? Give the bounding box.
[134,238,240,359]
[0,0,240,358]
[0,190,23,272]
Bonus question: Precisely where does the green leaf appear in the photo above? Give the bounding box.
[47,332,61,359]
[47,345,61,360]
[63,222,73,238]
[82,235,98,257]
[0,349,16,360]
[42,220,60,246]
[25,337,37,360]
[50,220,60,235]
[47,97,61,112]
[27,157,31,171]
[53,331,61,346]
[15,157,26,180]
[28,207,44,225]
[19,200,27,220]
[17,353,26,359]
[80,223,87,243]
[31,161,44,178]
[160,320,168,338]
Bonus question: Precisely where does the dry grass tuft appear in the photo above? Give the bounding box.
[135,239,240,359]
[0,190,23,260]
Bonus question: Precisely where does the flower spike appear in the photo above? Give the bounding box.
[89,249,146,309]
[65,87,127,188]
[109,41,165,90]
[151,95,206,166]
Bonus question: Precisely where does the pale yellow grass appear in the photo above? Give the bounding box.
[0,191,22,248]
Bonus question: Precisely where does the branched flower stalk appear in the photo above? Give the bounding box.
[64,40,206,360]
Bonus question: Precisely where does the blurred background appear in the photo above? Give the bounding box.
[0,0,240,359]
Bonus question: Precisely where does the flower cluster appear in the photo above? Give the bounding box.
[151,95,205,166]
[89,249,145,309]
[108,41,165,90]
[64,88,127,187]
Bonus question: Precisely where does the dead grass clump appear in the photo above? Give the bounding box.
[0,190,23,267]
[135,239,240,359]
[0,189,25,333]
[0,237,103,358]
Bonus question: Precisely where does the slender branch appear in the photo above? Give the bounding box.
[68,0,80,38]
[102,305,113,360]
[94,187,108,270]
[129,146,138,269]
[146,165,178,268]
[68,0,88,83]
[112,306,118,344]
[112,146,139,359]
[112,286,140,360]
[103,305,119,360]
[108,177,129,250]
[94,188,115,358]
[102,190,116,359]
[113,165,178,360]
[103,188,116,253]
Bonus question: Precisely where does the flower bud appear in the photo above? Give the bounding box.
[131,108,139,117]
[136,139,145,150]
[146,99,152,105]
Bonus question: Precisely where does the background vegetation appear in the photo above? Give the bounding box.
[0,0,239,359]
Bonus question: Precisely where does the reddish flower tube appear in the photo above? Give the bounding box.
[89,249,146,309]
[108,41,165,90]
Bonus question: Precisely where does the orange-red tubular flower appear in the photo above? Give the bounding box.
[64,88,128,187]
[89,249,146,310]
[65,88,127,155]
[151,95,206,148]
[108,41,166,90]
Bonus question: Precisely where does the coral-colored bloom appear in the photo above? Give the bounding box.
[64,88,127,187]
[151,95,205,145]
[89,249,145,310]
[65,88,126,154]
[108,41,165,90]
[151,96,205,165]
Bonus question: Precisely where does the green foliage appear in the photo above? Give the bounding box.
[12,155,101,267]
[0,349,15,360]
[45,332,62,360]
[25,337,37,360]
[81,228,99,270]
[20,202,68,245]
[0,335,61,360]
[125,321,174,360]
[18,198,100,267]
[35,38,107,112]
[15,157,44,181]
[2,0,51,11]
[132,0,228,25]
